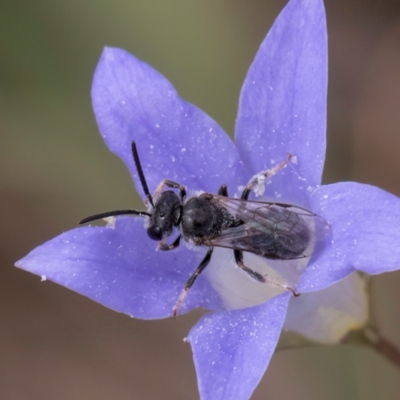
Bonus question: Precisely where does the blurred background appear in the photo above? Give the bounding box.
[2,0,400,399]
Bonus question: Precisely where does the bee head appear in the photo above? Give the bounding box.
[147,190,182,241]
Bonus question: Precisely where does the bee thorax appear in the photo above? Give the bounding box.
[181,196,226,240]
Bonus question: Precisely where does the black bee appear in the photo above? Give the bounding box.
[80,141,329,315]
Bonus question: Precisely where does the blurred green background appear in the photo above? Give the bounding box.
[2,0,400,399]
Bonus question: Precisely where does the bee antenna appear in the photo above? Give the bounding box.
[79,209,151,225]
[132,141,154,208]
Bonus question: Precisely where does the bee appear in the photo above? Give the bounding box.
[80,141,329,315]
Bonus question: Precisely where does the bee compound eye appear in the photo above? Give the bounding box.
[147,226,163,241]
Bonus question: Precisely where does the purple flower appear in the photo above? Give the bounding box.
[16,0,400,399]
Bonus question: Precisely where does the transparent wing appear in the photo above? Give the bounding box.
[205,195,330,260]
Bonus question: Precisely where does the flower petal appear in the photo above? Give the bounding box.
[187,293,290,400]
[299,182,400,292]
[204,248,303,310]
[284,272,368,344]
[15,218,222,318]
[92,47,248,196]
[235,0,327,206]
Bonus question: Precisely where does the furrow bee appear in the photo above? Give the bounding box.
[80,141,329,315]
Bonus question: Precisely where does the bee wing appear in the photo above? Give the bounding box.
[206,195,330,260]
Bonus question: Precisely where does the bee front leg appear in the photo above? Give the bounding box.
[234,250,299,296]
[153,179,186,202]
[158,235,181,251]
[173,247,214,317]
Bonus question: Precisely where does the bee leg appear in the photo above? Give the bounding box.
[158,235,181,251]
[173,247,214,317]
[153,179,186,202]
[218,184,228,197]
[234,250,299,296]
[240,154,293,200]
[234,250,266,281]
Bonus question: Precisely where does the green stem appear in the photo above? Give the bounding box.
[362,327,400,370]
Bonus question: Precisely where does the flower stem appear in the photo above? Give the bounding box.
[362,327,400,369]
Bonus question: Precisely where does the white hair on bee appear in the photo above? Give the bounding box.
[104,216,117,229]
[187,189,205,199]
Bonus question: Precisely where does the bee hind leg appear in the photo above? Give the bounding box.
[218,184,228,197]
[240,154,293,200]
[234,250,299,296]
